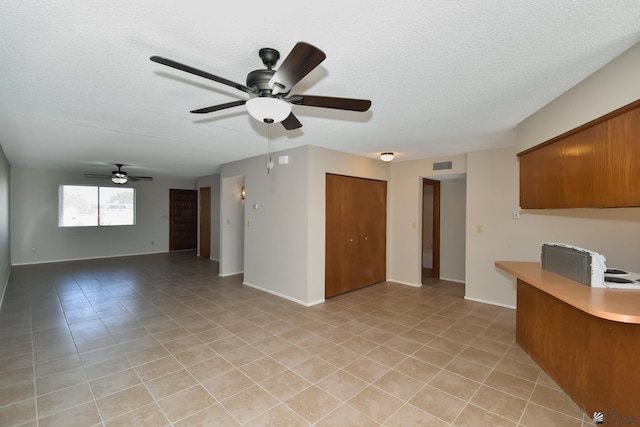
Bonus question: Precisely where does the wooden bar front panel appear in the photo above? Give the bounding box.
[517,279,640,424]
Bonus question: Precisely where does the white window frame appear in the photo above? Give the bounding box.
[58,185,136,227]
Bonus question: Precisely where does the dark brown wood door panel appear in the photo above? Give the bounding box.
[169,189,197,251]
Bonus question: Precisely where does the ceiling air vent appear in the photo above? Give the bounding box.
[433,161,452,171]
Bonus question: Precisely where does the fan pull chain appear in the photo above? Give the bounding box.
[267,121,273,175]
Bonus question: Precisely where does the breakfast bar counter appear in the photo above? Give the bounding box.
[496,261,640,425]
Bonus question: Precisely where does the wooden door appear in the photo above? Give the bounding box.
[355,177,387,286]
[169,189,197,251]
[326,174,387,298]
[199,187,211,258]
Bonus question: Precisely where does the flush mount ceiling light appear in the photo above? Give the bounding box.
[245,97,291,123]
[380,152,395,162]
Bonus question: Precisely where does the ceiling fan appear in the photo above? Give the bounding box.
[84,164,153,185]
[150,42,372,129]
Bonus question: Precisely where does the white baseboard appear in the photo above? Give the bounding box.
[464,296,516,310]
[11,250,168,266]
[219,271,243,277]
[440,276,466,284]
[243,281,324,307]
[0,265,10,311]
[386,279,422,288]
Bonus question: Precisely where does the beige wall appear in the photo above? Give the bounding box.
[10,167,196,265]
[465,145,640,308]
[221,146,308,302]
[518,42,640,151]
[220,145,389,306]
[465,146,522,307]
[440,178,466,282]
[307,146,390,303]
[388,154,467,286]
[464,42,640,308]
[422,185,434,265]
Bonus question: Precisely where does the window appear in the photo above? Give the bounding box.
[59,185,135,227]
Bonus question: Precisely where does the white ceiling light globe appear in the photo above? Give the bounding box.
[246,97,292,123]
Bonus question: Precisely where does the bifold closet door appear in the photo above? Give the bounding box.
[325,174,387,298]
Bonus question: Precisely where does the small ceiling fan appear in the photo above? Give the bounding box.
[84,164,153,185]
[150,42,372,129]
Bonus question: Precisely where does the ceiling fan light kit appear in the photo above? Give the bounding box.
[150,42,371,130]
[84,164,153,184]
[246,97,291,123]
[111,175,128,185]
[380,152,395,162]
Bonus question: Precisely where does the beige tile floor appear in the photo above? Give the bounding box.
[0,252,597,426]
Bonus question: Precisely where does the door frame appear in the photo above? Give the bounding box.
[422,178,441,279]
[199,187,211,259]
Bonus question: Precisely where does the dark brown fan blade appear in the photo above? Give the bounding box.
[281,112,302,130]
[269,42,326,95]
[191,100,246,114]
[289,95,371,111]
[150,56,255,95]
[83,174,111,179]
[129,176,154,181]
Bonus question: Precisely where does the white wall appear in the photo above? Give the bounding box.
[196,174,221,261]
[0,145,10,305]
[440,178,466,282]
[388,154,467,286]
[10,167,196,264]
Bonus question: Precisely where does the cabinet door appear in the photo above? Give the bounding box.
[519,101,640,209]
[592,109,640,207]
[325,174,387,298]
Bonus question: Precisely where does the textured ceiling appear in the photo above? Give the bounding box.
[1,1,639,179]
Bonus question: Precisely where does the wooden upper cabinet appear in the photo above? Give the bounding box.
[519,99,640,208]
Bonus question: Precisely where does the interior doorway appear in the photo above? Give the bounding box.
[422,178,440,281]
[169,189,197,251]
[199,187,211,259]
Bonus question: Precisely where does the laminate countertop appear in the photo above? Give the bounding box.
[496,261,640,324]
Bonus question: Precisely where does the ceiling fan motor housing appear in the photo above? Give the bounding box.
[246,69,276,94]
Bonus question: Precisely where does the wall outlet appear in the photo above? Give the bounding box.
[513,210,520,219]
